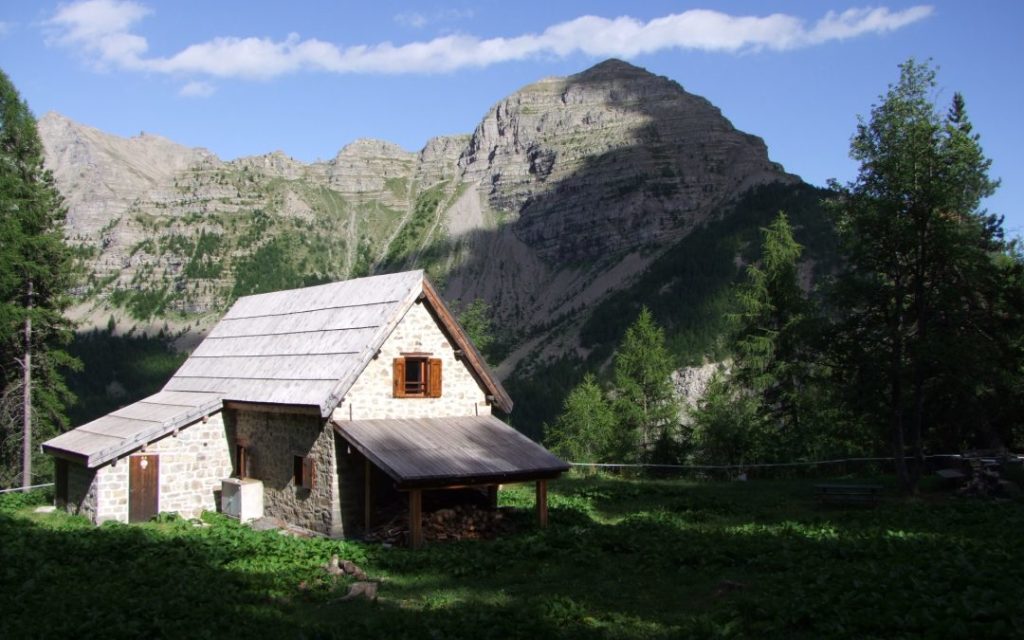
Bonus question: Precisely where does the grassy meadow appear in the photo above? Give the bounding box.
[1,474,1022,639]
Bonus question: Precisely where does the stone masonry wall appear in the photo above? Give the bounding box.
[334,301,492,421]
[150,412,232,517]
[82,412,231,524]
[65,462,98,521]
[231,410,342,536]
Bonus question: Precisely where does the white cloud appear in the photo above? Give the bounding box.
[44,3,934,80]
[45,0,150,69]
[179,80,215,97]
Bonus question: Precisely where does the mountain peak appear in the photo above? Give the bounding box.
[573,58,651,80]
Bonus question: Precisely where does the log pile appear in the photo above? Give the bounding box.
[365,505,516,546]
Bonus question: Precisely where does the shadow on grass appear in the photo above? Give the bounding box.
[3,475,1023,639]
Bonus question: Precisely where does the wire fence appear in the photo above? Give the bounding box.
[566,453,1022,481]
[0,482,54,495]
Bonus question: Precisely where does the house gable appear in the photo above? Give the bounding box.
[335,299,492,420]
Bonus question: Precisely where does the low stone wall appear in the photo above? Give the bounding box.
[230,410,342,536]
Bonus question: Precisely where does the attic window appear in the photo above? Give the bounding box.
[393,356,442,398]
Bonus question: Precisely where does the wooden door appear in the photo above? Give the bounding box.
[129,454,159,523]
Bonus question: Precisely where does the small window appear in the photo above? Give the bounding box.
[393,356,442,398]
[234,443,249,478]
[294,455,315,489]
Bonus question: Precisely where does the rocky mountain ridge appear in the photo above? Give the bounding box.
[40,59,799,375]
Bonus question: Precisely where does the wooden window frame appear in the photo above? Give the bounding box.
[294,455,315,489]
[393,355,442,398]
[234,443,249,478]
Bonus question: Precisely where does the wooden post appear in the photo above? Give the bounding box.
[487,484,499,510]
[409,489,423,549]
[363,459,372,533]
[536,479,548,528]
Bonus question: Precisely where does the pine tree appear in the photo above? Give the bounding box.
[828,60,1009,491]
[0,68,78,488]
[612,307,678,462]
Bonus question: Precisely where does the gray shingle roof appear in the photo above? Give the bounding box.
[41,390,223,467]
[164,270,424,412]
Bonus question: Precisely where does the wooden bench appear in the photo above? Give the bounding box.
[814,484,883,506]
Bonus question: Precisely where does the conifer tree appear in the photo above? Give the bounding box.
[612,307,678,462]
[0,68,77,488]
[544,374,616,463]
[690,212,816,465]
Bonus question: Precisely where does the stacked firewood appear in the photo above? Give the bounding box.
[365,505,516,545]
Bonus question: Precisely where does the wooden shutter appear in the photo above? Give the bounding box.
[303,456,316,489]
[234,443,248,478]
[393,358,406,398]
[428,358,443,398]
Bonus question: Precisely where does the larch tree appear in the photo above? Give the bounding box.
[0,68,77,489]
[732,212,809,436]
[543,373,616,463]
[612,307,678,463]
[828,60,1011,492]
[690,212,817,465]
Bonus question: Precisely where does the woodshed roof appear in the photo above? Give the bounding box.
[44,270,513,468]
[334,415,570,488]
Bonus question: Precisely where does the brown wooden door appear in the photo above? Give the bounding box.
[129,454,159,523]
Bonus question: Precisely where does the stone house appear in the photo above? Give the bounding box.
[43,271,567,544]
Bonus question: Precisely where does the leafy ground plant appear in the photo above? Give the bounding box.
[1,475,1021,638]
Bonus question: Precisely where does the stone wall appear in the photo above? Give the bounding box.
[64,462,98,521]
[67,412,232,524]
[335,301,491,421]
[150,412,232,517]
[230,410,342,536]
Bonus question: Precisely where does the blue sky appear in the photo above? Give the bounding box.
[2,1,1022,233]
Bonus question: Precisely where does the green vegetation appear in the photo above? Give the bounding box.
[611,308,679,462]
[231,235,329,298]
[384,182,448,267]
[689,212,836,466]
[0,68,79,488]
[2,476,1022,638]
[65,329,187,426]
[508,181,833,432]
[544,374,616,463]
[827,60,1024,491]
[525,60,1024,473]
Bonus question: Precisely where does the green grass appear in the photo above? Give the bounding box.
[2,475,1021,638]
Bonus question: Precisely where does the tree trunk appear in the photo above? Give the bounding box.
[21,280,33,491]
[907,215,930,492]
[889,282,911,492]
